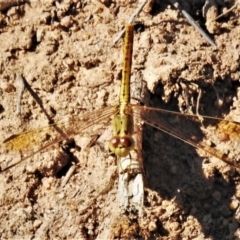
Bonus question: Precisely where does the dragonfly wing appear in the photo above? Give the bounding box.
[1,106,116,171]
[131,105,240,169]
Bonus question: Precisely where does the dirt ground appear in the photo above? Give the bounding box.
[0,0,240,239]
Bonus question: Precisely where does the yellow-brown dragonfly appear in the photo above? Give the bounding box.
[1,24,240,213]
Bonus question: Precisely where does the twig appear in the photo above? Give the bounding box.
[112,0,148,45]
[61,165,76,187]
[15,72,25,115]
[169,0,217,47]
[196,88,203,122]
[196,88,202,116]
[214,1,239,21]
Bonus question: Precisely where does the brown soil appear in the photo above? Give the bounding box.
[0,0,240,239]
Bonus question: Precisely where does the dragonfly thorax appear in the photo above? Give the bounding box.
[110,109,135,157]
[109,135,135,157]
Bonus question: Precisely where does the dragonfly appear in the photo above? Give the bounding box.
[1,24,240,214]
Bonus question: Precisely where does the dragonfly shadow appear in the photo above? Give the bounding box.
[142,82,239,239]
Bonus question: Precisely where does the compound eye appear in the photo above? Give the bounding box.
[110,136,120,148]
[120,136,133,148]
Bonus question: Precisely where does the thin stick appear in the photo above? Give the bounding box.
[196,88,203,122]
[214,2,239,21]
[61,165,76,187]
[169,0,217,47]
[112,0,148,45]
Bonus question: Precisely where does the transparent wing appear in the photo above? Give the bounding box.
[131,105,240,169]
[1,106,116,171]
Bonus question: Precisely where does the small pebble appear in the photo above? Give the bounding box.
[218,132,229,141]
[148,220,157,232]
[229,199,239,210]
[4,83,16,93]
[60,16,73,28]
[169,221,180,231]
[36,29,44,42]
[235,186,240,198]
[58,192,65,199]
[33,220,42,228]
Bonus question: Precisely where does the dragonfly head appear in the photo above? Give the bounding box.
[109,135,135,157]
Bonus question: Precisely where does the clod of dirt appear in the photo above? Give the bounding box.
[60,16,73,28]
[203,0,220,34]
[4,83,16,93]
